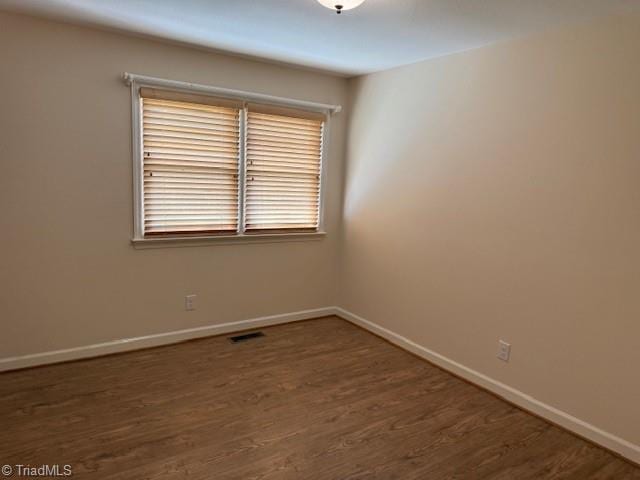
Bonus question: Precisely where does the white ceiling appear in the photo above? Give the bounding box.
[2,0,639,76]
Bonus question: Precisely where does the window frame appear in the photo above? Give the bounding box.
[124,73,340,246]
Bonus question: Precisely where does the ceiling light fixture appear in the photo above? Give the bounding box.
[317,0,366,14]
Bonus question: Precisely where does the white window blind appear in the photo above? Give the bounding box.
[137,87,327,238]
[141,90,241,236]
[245,109,324,232]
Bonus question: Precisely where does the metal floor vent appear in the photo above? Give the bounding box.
[228,331,265,343]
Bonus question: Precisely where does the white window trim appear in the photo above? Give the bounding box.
[123,72,341,246]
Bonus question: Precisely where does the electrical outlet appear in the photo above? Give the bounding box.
[185,294,196,311]
[497,340,511,362]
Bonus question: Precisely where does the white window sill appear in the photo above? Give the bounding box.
[131,231,326,249]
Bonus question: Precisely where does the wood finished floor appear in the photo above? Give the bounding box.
[1,316,638,479]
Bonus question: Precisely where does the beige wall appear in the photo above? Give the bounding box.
[340,14,640,446]
[0,12,348,357]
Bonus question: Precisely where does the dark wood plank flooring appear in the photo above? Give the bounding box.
[1,316,638,479]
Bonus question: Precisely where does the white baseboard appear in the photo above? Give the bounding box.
[2,305,638,465]
[333,307,640,465]
[0,307,335,373]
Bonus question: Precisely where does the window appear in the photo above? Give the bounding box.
[245,108,324,232]
[127,75,335,242]
[141,90,242,236]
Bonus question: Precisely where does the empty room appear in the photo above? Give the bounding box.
[1,0,639,478]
